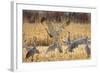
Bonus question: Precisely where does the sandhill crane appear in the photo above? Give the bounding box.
[41,17,70,53]
[64,37,88,51]
[25,38,39,62]
[25,47,39,62]
[63,32,91,57]
[45,42,62,53]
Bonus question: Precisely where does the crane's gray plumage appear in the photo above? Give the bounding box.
[85,43,91,57]
[64,37,90,52]
[46,42,62,53]
[64,32,91,56]
[42,18,70,53]
[25,39,39,61]
[25,47,39,59]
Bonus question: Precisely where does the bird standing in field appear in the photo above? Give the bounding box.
[63,32,91,57]
[25,47,39,62]
[25,38,39,62]
[41,17,70,54]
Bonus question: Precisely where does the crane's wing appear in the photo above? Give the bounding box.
[25,49,33,59]
[25,48,34,59]
[45,21,58,38]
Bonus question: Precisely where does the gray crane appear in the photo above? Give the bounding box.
[45,41,62,54]
[63,32,91,57]
[25,47,39,62]
[25,38,39,62]
[41,17,70,54]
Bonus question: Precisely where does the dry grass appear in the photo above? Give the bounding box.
[23,45,90,62]
[22,22,91,62]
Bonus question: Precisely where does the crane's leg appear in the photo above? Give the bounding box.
[57,44,63,53]
[85,45,91,58]
[31,55,34,62]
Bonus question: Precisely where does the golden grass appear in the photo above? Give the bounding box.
[23,45,90,62]
[22,22,91,62]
